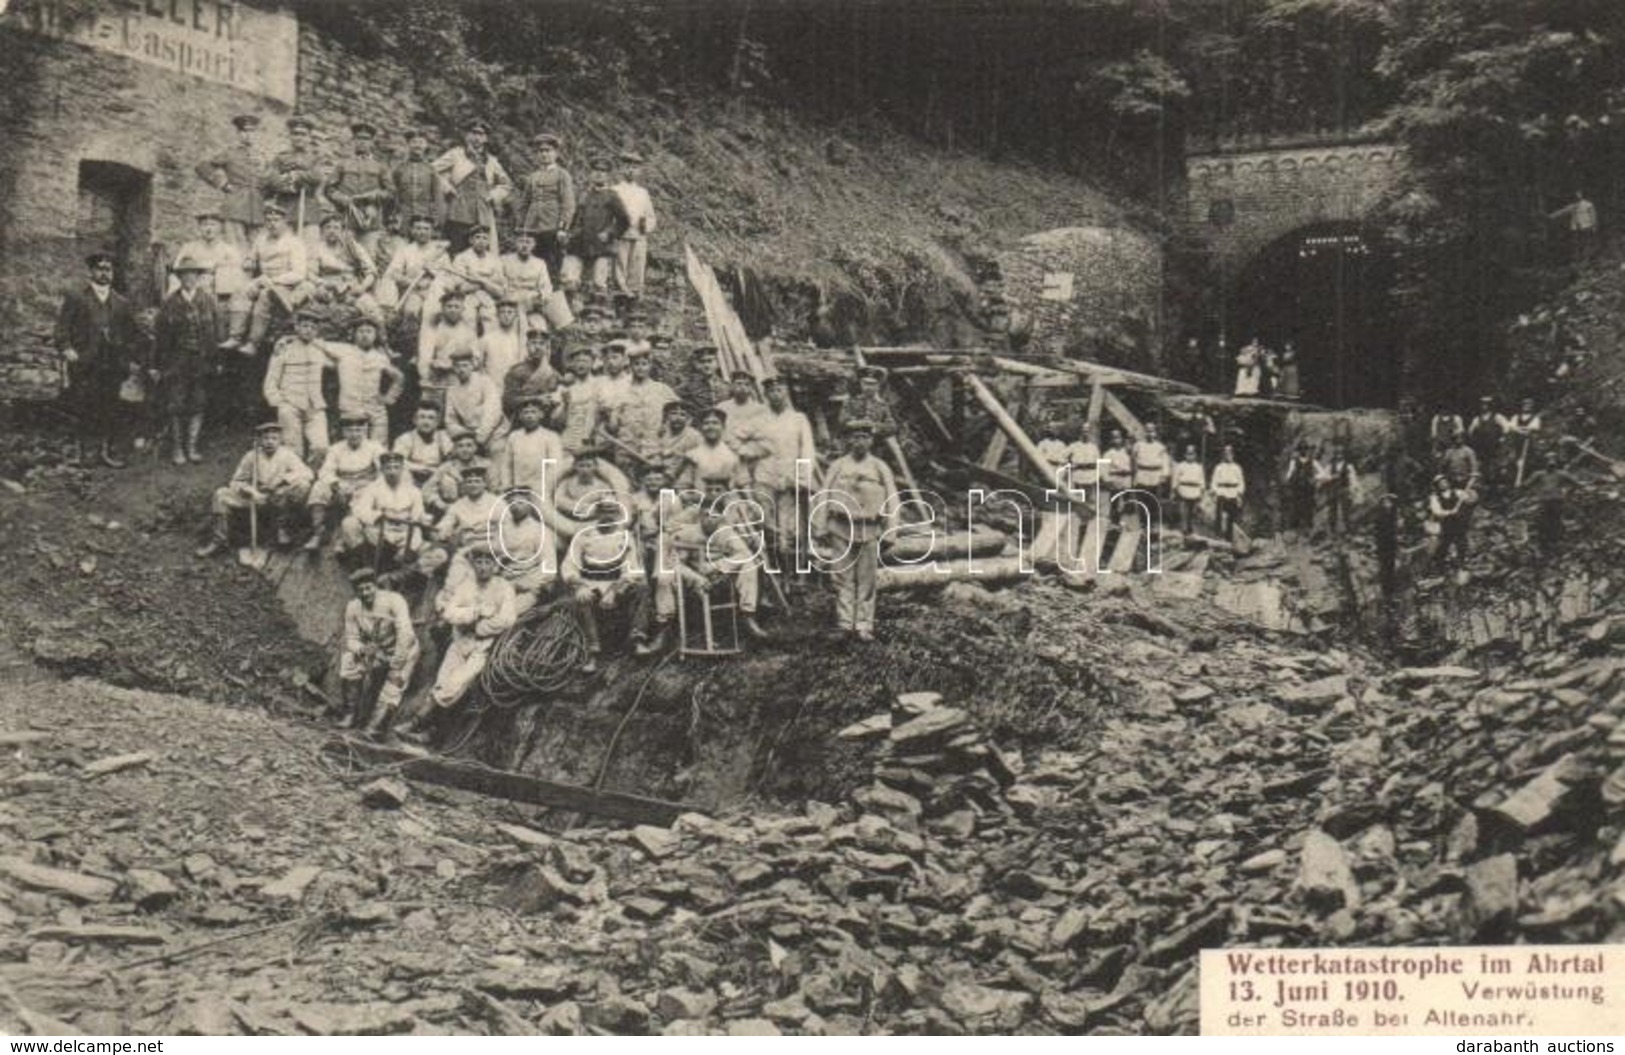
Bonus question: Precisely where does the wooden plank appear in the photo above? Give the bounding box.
[325,738,704,827]
[892,374,955,448]
[979,431,1009,471]
[964,373,1053,482]
[1085,381,1106,438]
[1106,528,1144,573]
[1100,389,1147,441]
[989,354,1199,394]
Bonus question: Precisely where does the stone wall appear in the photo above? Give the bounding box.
[995,225,1163,372]
[0,17,427,402]
[1186,141,1405,280]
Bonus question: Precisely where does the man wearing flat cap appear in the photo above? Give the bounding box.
[499,228,555,327]
[54,251,141,468]
[432,118,512,255]
[377,212,449,329]
[341,449,428,573]
[261,307,334,463]
[306,413,386,551]
[517,132,576,278]
[612,150,656,299]
[153,250,223,465]
[196,421,314,557]
[196,114,266,250]
[815,419,898,642]
[328,121,394,256]
[613,343,679,463]
[338,565,420,735]
[223,199,311,353]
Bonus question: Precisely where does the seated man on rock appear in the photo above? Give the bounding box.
[338,566,419,737]
[397,542,516,741]
[561,495,644,674]
[422,464,505,588]
[549,445,632,542]
[493,488,556,613]
[306,414,386,552]
[196,421,314,556]
[425,430,489,517]
[339,449,428,573]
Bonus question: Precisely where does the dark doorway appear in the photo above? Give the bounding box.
[76,160,154,304]
[1227,222,1399,408]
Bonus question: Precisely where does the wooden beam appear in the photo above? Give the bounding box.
[1085,381,1106,440]
[324,739,703,826]
[965,373,1054,483]
[893,374,955,448]
[992,355,1198,394]
[1101,388,1147,441]
[979,431,1009,471]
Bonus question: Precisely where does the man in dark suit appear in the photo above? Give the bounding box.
[153,250,223,465]
[54,251,142,468]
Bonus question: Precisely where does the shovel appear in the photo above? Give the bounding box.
[1567,438,1625,479]
[238,453,270,570]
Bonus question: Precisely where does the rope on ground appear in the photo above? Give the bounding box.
[592,651,676,792]
[479,599,589,708]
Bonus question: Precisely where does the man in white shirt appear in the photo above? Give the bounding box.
[307,415,386,551]
[479,298,526,393]
[339,450,427,570]
[222,201,310,352]
[377,214,449,330]
[443,348,507,452]
[612,151,656,299]
[339,567,420,735]
[1210,444,1246,541]
[169,210,245,304]
[1171,445,1206,535]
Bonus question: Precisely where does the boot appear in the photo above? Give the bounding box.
[742,614,769,641]
[194,517,228,558]
[186,415,204,463]
[335,680,359,729]
[633,624,669,656]
[170,420,187,465]
[304,506,327,552]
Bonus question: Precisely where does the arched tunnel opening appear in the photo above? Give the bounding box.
[1225,222,1400,409]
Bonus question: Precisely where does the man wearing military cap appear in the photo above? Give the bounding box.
[432,117,512,255]
[195,114,265,250]
[499,227,554,326]
[328,121,394,256]
[613,341,680,464]
[423,463,506,593]
[339,565,419,735]
[815,419,898,642]
[443,346,507,451]
[261,115,323,230]
[501,328,562,421]
[197,421,315,557]
[496,393,564,494]
[612,149,656,299]
[426,430,489,514]
[54,250,141,468]
[223,199,311,353]
[752,375,819,569]
[341,448,428,573]
[517,132,576,277]
[837,364,897,442]
[153,250,223,465]
[182,202,238,293]
[655,400,702,473]
[479,296,527,391]
[560,494,644,673]
[571,156,630,295]
[261,307,333,463]
[307,413,387,551]
[408,539,515,729]
[377,211,449,330]
[391,127,442,234]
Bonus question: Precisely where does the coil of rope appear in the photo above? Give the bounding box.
[479,598,589,708]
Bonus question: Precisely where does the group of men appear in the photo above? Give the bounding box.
[1416,395,1547,566]
[54,113,659,470]
[1035,420,1250,541]
[195,333,907,740]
